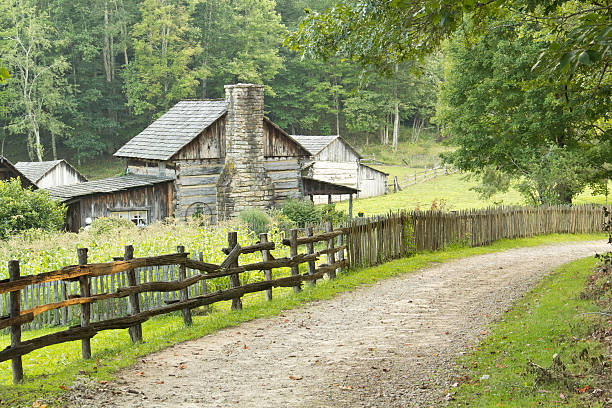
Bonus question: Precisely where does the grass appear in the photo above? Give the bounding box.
[74,154,125,181]
[448,256,610,407]
[357,130,454,166]
[334,172,607,216]
[0,232,605,407]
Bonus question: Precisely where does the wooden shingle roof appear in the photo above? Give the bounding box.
[290,135,339,156]
[14,159,87,184]
[114,100,227,161]
[45,174,174,202]
[291,135,363,160]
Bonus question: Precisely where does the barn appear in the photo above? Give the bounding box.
[45,174,174,232]
[0,156,37,189]
[114,83,316,222]
[14,159,87,188]
[292,135,387,202]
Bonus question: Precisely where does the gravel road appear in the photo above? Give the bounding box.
[64,240,608,408]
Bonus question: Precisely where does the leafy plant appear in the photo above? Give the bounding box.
[281,199,321,227]
[238,209,271,235]
[0,179,66,240]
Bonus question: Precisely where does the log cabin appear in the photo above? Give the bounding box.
[46,83,362,231]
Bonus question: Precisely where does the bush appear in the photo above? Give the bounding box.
[320,204,348,225]
[281,199,321,227]
[268,209,295,232]
[238,209,271,235]
[0,179,66,240]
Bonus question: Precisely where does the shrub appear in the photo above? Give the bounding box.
[320,204,348,225]
[281,199,321,227]
[238,209,271,235]
[0,178,66,240]
[268,209,295,232]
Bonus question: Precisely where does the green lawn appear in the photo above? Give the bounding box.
[336,171,607,216]
[0,232,605,408]
[74,154,125,181]
[357,132,454,166]
[449,256,610,407]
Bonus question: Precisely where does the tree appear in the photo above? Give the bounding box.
[123,0,203,117]
[437,20,596,205]
[192,0,285,98]
[0,0,73,161]
[0,178,66,239]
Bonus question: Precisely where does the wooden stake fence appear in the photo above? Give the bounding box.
[0,204,604,383]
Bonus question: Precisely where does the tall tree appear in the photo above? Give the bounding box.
[123,0,203,117]
[0,0,73,161]
[192,0,285,98]
[437,19,597,204]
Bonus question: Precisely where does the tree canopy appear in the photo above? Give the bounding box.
[287,0,611,203]
[0,0,439,163]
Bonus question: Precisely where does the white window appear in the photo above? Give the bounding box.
[110,209,149,226]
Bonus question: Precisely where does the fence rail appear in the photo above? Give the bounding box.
[390,165,457,192]
[0,203,604,383]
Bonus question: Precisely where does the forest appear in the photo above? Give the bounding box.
[0,0,439,164]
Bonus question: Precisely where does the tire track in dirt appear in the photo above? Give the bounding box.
[65,240,607,408]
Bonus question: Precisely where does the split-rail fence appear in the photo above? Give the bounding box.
[0,204,604,383]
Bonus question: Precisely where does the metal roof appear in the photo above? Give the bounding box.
[114,100,227,161]
[14,159,87,184]
[290,135,339,156]
[45,174,174,202]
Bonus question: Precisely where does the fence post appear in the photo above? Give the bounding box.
[414,170,417,184]
[305,227,316,286]
[260,233,273,300]
[199,252,210,312]
[326,221,336,280]
[337,231,345,275]
[227,232,242,310]
[289,229,301,293]
[77,248,91,359]
[124,245,142,342]
[176,246,193,326]
[8,260,23,384]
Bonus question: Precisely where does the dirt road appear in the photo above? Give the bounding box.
[65,240,608,408]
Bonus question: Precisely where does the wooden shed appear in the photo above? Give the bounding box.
[45,175,174,232]
[14,159,87,188]
[292,135,388,202]
[0,156,37,189]
[115,84,311,221]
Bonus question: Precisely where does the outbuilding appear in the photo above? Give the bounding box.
[45,174,174,232]
[292,135,387,202]
[14,159,87,188]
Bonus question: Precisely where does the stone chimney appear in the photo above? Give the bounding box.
[217,83,275,220]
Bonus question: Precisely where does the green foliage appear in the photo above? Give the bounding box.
[0,179,65,239]
[281,199,321,227]
[320,203,347,225]
[123,0,203,116]
[437,19,599,205]
[238,209,272,235]
[88,216,138,236]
